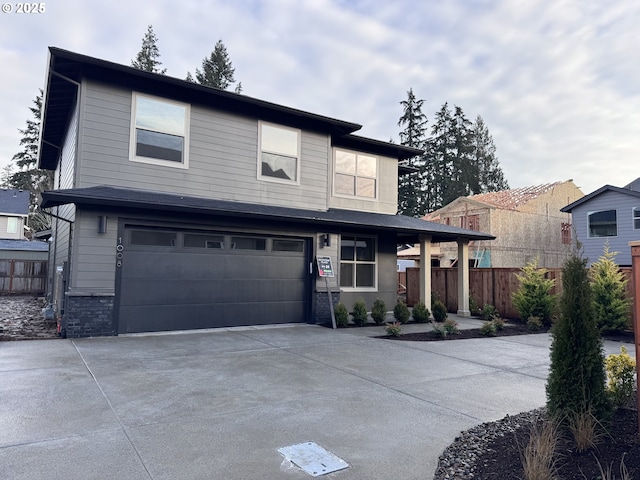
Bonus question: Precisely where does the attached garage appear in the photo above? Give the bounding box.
[116,226,312,333]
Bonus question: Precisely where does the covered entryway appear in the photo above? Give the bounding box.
[116,226,311,333]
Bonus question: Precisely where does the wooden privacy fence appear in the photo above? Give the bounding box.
[0,260,47,295]
[403,267,633,320]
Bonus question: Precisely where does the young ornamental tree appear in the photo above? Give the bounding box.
[546,248,611,425]
[512,258,556,326]
[589,245,631,333]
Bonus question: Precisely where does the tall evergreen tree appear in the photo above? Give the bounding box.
[427,102,454,211]
[397,88,429,217]
[131,25,167,74]
[472,115,509,193]
[188,40,239,91]
[444,105,476,204]
[546,246,611,425]
[7,91,53,233]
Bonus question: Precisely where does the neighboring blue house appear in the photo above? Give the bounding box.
[561,178,640,266]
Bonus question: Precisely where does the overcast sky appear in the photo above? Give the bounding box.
[1,0,638,195]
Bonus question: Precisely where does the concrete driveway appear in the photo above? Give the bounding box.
[0,319,633,480]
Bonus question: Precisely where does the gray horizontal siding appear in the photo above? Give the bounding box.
[571,190,640,266]
[77,81,329,211]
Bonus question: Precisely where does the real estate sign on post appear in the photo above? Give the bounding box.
[316,256,336,329]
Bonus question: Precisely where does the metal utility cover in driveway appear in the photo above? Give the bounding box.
[278,442,349,476]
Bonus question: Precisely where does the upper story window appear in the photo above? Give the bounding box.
[561,222,572,245]
[634,207,640,230]
[258,122,300,184]
[334,149,377,199]
[588,209,617,238]
[460,215,479,231]
[130,93,190,168]
[7,217,19,234]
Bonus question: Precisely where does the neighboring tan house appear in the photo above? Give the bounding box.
[424,180,584,268]
[37,47,492,337]
[561,178,640,266]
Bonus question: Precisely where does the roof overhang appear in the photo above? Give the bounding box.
[561,184,640,212]
[41,186,495,244]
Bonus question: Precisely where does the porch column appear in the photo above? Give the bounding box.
[457,240,470,316]
[419,235,432,309]
[629,240,640,433]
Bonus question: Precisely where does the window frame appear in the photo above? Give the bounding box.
[587,209,618,238]
[333,148,378,200]
[339,235,377,291]
[561,222,572,245]
[129,92,190,169]
[257,121,301,185]
[633,207,640,230]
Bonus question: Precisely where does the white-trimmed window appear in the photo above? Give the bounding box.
[7,217,19,234]
[258,122,300,183]
[334,149,377,199]
[633,207,640,230]
[588,209,617,238]
[130,93,190,168]
[339,235,376,289]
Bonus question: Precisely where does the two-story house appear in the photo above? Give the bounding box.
[38,47,493,337]
[561,178,640,266]
[424,180,583,268]
[0,189,29,240]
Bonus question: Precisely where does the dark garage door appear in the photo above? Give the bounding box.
[117,227,311,333]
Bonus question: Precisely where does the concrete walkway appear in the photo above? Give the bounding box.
[0,318,633,480]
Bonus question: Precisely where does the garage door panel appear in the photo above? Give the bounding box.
[118,230,310,333]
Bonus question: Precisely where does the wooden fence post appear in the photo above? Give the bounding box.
[628,241,640,435]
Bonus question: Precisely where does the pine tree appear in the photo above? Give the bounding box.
[589,244,631,333]
[472,115,509,193]
[131,25,166,74]
[427,102,454,211]
[444,105,476,205]
[7,90,54,233]
[397,88,429,217]
[189,40,239,90]
[546,247,611,425]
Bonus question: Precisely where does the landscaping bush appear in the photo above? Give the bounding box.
[334,302,349,327]
[431,300,448,323]
[520,419,560,480]
[526,316,543,331]
[351,299,369,327]
[384,321,402,337]
[493,316,505,330]
[431,323,447,338]
[443,318,459,335]
[469,297,482,316]
[393,300,411,324]
[590,245,632,334]
[512,258,556,326]
[480,321,498,336]
[481,303,499,321]
[546,247,611,429]
[371,298,387,325]
[605,346,636,406]
[411,301,430,323]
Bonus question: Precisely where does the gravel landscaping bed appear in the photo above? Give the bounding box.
[0,295,59,340]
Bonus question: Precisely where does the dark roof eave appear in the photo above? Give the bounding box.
[41,187,494,243]
[561,184,640,212]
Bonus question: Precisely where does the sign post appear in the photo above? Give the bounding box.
[629,241,640,435]
[316,256,336,329]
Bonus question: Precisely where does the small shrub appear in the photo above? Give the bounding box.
[493,316,505,331]
[469,297,482,316]
[411,301,430,323]
[432,300,448,323]
[443,318,459,335]
[590,244,632,333]
[384,321,402,337]
[481,303,499,321]
[527,316,543,331]
[393,300,411,324]
[334,302,349,327]
[512,258,556,326]
[431,323,447,338]
[371,298,387,325]
[480,321,498,336]
[352,299,368,327]
[519,419,560,480]
[605,346,636,406]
